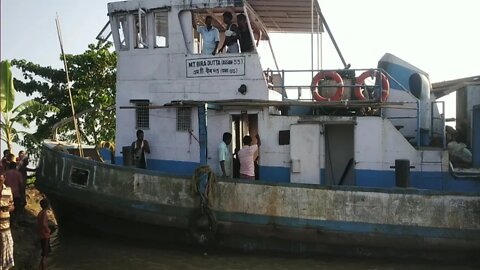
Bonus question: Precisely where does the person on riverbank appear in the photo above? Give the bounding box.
[0,174,15,270]
[37,199,51,270]
[4,163,24,223]
[131,129,151,169]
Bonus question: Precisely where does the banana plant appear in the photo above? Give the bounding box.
[0,60,59,151]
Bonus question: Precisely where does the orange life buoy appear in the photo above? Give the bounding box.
[311,71,344,101]
[354,70,390,102]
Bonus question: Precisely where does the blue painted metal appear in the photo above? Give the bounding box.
[198,104,208,165]
[473,105,480,168]
[215,211,480,240]
[113,156,480,192]
[259,166,290,183]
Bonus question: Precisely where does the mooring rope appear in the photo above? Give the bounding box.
[191,165,217,207]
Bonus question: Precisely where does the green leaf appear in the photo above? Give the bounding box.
[10,42,117,154]
[0,60,16,112]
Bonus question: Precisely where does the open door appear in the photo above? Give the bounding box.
[290,123,323,184]
[324,124,355,185]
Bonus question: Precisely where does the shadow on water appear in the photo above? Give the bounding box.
[47,222,479,270]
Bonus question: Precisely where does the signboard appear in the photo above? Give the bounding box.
[186,56,245,78]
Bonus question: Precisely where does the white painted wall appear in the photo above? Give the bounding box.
[112,2,272,162]
[383,89,419,141]
[290,123,322,184]
[258,112,300,169]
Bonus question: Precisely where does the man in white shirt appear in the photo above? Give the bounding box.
[238,134,260,180]
[196,16,220,55]
[218,132,232,178]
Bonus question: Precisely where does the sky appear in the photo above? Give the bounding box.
[1,0,480,152]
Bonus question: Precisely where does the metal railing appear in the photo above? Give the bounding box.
[263,68,434,148]
[431,101,446,149]
[263,68,409,102]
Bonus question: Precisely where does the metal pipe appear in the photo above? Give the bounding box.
[267,38,280,74]
[441,101,446,149]
[318,8,348,69]
[311,0,314,78]
[317,14,320,70]
[416,100,420,147]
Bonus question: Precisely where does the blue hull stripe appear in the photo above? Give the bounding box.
[115,157,480,192]
[217,211,480,240]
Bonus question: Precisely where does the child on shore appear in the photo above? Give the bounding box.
[37,199,51,270]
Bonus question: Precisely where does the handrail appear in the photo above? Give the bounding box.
[51,104,115,141]
[431,101,446,149]
[264,68,395,102]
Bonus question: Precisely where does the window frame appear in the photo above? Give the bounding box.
[176,107,192,132]
[131,99,150,129]
[69,167,90,187]
[135,8,149,49]
[153,10,169,48]
[114,14,130,51]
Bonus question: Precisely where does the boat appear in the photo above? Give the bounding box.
[36,0,480,260]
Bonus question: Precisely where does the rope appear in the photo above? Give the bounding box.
[191,165,217,207]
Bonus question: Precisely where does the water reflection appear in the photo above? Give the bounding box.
[48,227,477,270]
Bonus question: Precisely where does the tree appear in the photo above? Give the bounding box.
[1,60,59,153]
[12,42,117,152]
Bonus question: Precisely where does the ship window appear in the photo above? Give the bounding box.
[278,130,290,145]
[177,107,191,131]
[70,168,89,186]
[131,100,150,129]
[135,9,148,48]
[115,14,129,50]
[154,11,168,47]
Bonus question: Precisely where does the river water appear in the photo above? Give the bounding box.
[46,227,477,270]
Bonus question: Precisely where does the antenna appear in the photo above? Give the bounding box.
[55,13,84,158]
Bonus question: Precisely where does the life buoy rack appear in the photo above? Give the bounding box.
[311,71,344,101]
[188,207,218,245]
[354,70,390,102]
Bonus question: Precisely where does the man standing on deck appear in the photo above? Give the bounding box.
[195,16,220,55]
[219,12,239,53]
[238,134,260,180]
[237,14,254,53]
[218,132,232,178]
[131,130,151,169]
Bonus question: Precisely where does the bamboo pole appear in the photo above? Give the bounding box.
[55,14,84,157]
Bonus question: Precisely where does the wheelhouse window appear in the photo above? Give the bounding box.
[135,9,148,48]
[131,99,150,129]
[176,107,191,131]
[115,14,129,50]
[188,11,259,55]
[154,11,168,47]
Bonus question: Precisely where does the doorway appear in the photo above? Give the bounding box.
[324,124,355,185]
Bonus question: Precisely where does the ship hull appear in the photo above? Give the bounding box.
[37,145,480,261]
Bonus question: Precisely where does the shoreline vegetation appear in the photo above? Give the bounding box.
[12,186,56,270]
